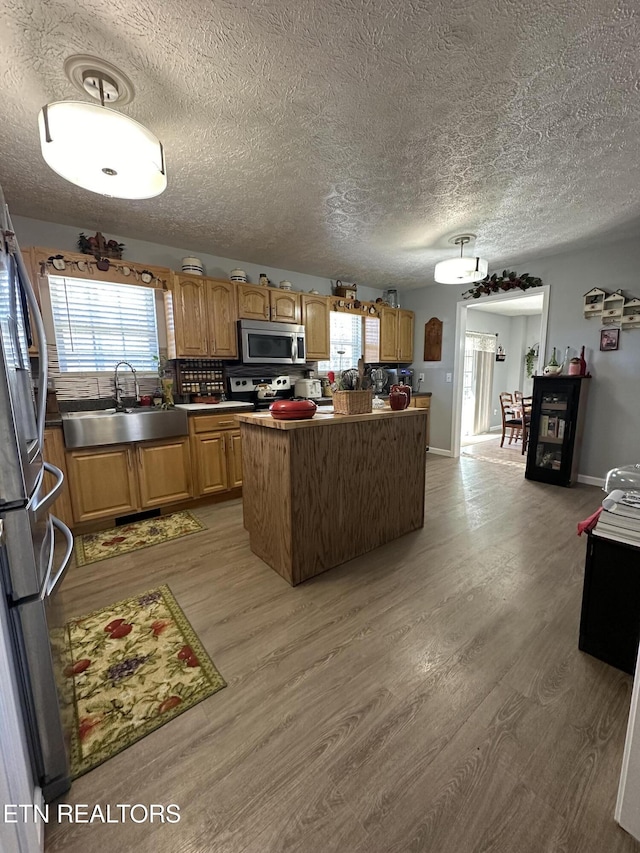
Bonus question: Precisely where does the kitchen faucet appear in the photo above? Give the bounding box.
[113,361,139,411]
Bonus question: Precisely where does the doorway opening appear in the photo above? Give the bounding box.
[461,331,497,447]
[451,287,550,459]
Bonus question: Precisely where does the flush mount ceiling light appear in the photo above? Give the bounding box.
[37,56,166,199]
[434,234,488,285]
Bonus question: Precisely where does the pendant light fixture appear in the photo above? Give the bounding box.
[434,234,488,285]
[38,56,166,199]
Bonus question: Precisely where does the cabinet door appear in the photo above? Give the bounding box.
[302,295,330,360]
[271,291,301,324]
[172,274,209,357]
[237,285,270,320]
[137,437,193,508]
[43,428,74,527]
[191,432,229,495]
[207,280,238,358]
[67,446,139,522]
[397,310,414,362]
[379,307,399,362]
[226,430,243,488]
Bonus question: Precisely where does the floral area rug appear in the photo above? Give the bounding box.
[61,585,226,779]
[74,510,205,566]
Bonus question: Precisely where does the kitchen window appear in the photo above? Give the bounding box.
[317,312,363,374]
[48,276,159,372]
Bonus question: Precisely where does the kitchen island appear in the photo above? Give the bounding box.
[237,407,428,585]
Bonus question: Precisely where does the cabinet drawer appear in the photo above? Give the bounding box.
[410,396,431,410]
[190,413,240,433]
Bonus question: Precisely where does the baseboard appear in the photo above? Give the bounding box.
[428,447,452,457]
[578,474,605,488]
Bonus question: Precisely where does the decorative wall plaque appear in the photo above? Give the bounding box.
[424,317,443,361]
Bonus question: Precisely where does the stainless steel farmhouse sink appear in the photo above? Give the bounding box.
[61,408,189,449]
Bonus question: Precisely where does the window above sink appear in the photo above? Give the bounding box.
[48,276,160,372]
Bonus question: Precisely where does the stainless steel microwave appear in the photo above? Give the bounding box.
[239,319,306,365]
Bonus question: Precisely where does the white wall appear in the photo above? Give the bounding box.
[12,215,383,304]
[403,235,640,479]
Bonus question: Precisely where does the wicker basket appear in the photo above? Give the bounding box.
[332,390,373,414]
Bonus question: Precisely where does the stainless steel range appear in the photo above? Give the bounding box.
[228,375,293,410]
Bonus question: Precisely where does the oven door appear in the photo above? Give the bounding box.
[240,320,306,365]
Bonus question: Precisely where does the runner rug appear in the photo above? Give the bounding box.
[58,584,226,779]
[74,510,205,566]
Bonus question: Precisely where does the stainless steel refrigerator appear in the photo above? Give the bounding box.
[0,186,74,802]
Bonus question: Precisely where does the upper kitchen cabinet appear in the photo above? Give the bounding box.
[301,294,330,360]
[379,307,414,363]
[398,310,414,362]
[168,273,237,359]
[237,285,302,324]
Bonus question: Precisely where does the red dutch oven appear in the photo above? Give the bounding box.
[269,399,317,420]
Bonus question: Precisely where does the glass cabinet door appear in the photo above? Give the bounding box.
[532,388,571,473]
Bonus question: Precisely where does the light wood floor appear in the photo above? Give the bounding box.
[45,454,640,853]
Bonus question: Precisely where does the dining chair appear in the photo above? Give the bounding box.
[520,396,533,455]
[514,390,523,404]
[499,392,523,447]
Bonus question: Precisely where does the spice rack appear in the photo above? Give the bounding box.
[171,359,225,396]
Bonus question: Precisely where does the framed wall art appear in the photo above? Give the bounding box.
[600,328,620,351]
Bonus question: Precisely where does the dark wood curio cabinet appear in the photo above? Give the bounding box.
[525,375,590,487]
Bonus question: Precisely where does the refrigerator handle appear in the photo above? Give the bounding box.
[34,462,64,521]
[5,207,48,449]
[48,516,74,596]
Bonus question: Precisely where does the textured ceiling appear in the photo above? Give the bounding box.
[1,0,640,289]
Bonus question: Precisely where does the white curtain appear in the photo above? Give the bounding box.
[466,332,496,435]
[473,350,495,434]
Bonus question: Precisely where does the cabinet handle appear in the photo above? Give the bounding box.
[217,420,234,427]
[265,307,270,318]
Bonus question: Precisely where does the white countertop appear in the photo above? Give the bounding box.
[175,402,254,411]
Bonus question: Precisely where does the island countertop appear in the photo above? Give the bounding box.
[236,406,426,430]
[239,404,427,585]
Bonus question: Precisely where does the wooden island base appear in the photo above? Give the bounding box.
[237,408,427,585]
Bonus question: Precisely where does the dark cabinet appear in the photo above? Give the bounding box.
[525,375,590,487]
[579,533,640,675]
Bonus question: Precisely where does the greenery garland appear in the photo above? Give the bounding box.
[462,270,543,300]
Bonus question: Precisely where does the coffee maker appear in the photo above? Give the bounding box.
[399,367,414,391]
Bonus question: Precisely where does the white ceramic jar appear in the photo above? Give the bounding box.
[182,257,204,275]
[230,269,247,282]
[279,280,292,290]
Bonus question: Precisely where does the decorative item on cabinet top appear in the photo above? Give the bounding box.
[330,296,381,316]
[333,280,357,299]
[34,248,169,287]
[78,231,125,259]
[584,287,640,327]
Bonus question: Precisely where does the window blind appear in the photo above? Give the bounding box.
[318,312,363,374]
[49,276,159,372]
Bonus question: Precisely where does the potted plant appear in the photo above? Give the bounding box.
[525,345,538,378]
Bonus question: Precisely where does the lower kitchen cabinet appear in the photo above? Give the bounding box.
[137,438,193,507]
[43,427,74,527]
[189,414,243,496]
[67,437,193,523]
[227,431,243,488]
[67,445,139,523]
